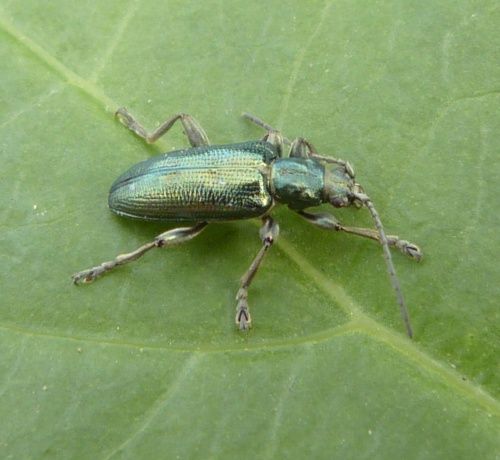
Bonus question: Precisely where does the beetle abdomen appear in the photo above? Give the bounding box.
[108,142,276,222]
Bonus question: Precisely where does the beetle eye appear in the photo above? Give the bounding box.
[331,197,344,208]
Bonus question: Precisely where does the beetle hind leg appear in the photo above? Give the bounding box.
[115,107,210,147]
[72,222,208,284]
[235,216,279,330]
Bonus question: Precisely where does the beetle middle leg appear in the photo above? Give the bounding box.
[236,216,279,330]
[72,222,208,284]
[115,107,209,147]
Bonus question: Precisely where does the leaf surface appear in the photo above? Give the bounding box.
[1,1,499,458]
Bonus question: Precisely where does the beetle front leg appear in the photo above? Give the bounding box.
[236,216,279,330]
[289,138,356,178]
[242,114,356,177]
[298,210,422,260]
[115,107,210,147]
[72,222,208,284]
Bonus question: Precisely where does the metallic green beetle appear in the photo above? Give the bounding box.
[73,108,422,337]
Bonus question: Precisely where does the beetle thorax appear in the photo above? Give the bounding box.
[270,158,325,210]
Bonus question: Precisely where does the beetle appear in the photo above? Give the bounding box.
[73,108,422,337]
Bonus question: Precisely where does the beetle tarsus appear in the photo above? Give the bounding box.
[395,240,422,261]
[72,268,100,285]
[236,288,252,330]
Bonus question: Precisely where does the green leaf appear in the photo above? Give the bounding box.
[1,1,499,458]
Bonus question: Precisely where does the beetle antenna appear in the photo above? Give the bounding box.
[355,193,413,338]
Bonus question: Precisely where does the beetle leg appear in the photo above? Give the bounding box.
[288,138,356,177]
[72,222,208,284]
[235,216,279,330]
[297,210,422,261]
[288,137,312,158]
[115,107,210,147]
[242,114,355,175]
[261,130,285,158]
[242,113,293,146]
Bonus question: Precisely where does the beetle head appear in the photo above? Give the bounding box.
[323,165,365,209]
